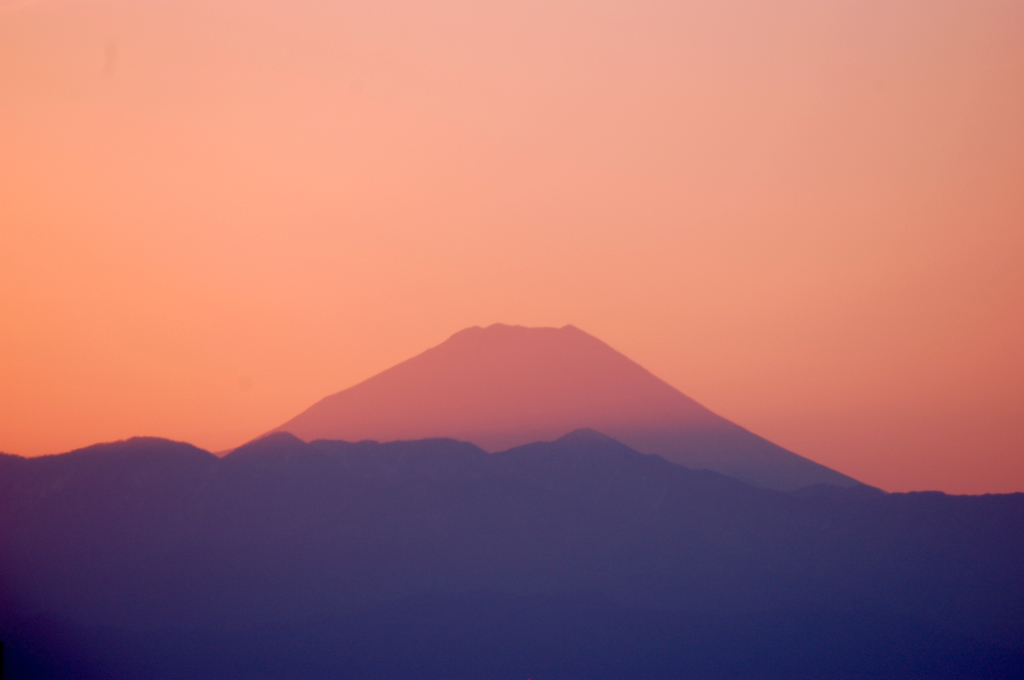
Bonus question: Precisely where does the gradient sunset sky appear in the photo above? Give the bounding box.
[1,0,1022,493]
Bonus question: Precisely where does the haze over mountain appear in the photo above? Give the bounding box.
[274,324,861,491]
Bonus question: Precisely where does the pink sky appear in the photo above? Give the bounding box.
[1,0,1022,493]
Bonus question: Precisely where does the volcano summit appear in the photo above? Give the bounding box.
[273,324,861,491]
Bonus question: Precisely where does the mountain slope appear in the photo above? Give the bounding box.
[274,324,860,490]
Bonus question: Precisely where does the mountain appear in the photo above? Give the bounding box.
[273,323,861,490]
[1,433,1022,678]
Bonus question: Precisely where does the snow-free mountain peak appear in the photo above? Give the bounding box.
[273,324,862,490]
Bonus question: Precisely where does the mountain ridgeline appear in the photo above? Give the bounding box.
[1,432,1022,678]
[272,324,862,491]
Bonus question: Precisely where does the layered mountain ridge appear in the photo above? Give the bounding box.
[1,432,1021,678]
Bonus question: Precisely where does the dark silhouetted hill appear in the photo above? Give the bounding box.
[1,433,1022,679]
[272,324,861,490]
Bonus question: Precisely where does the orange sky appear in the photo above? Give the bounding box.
[2,0,1022,493]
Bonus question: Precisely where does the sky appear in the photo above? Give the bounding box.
[1,0,1022,493]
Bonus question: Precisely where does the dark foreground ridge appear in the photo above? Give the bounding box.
[1,433,1022,679]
